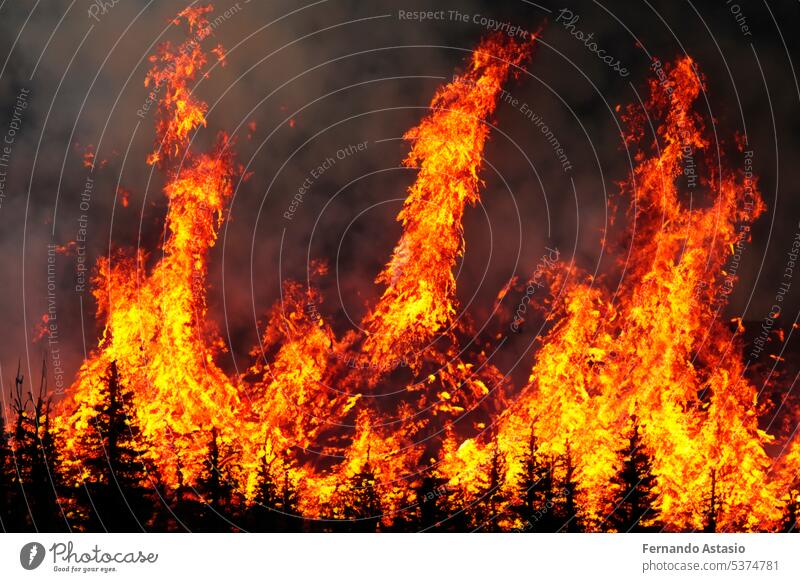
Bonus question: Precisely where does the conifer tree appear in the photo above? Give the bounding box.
[414,472,451,531]
[514,431,558,532]
[702,468,722,533]
[193,427,236,531]
[473,440,507,531]
[248,449,302,531]
[609,415,659,532]
[345,457,382,532]
[10,360,67,531]
[559,441,583,532]
[75,361,153,531]
[781,486,799,533]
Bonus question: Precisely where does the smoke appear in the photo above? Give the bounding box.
[0,0,798,392]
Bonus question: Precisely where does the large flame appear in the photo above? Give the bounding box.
[53,7,798,532]
[438,57,783,531]
[57,6,240,487]
[361,35,534,370]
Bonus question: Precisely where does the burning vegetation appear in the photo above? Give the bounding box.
[1,6,798,533]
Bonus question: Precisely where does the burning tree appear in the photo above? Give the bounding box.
[608,415,660,532]
[68,361,154,531]
[56,6,242,490]
[6,362,67,531]
[512,432,559,532]
[781,486,799,533]
[37,4,797,532]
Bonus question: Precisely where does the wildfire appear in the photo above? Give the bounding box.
[361,34,534,370]
[57,6,241,488]
[52,6,798,532]
[439,57,782,531]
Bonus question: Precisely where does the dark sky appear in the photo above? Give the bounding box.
[0,0,798,394]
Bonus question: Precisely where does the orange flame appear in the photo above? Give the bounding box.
[53,10,798,532]
[57,6,240,487]
[362,35,534,370]
[440,57,781,531]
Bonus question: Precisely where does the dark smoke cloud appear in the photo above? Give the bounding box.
[0,0,798,391]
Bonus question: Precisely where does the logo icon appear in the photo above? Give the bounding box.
[20,542,46,570]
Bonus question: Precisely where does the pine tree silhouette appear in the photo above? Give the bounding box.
[248,447,279,530]
[248,449,302,532]
[702,468,722,533]
[345,456,382,532]
[781,486,799,533]
[513,431,558,532]
[8,362,33,531]
[559,441,583,532]
[9,360,68,531]
[609,415,659,532]
[414,472,451,531]
[277,457,301,531]
[193,427,236,531]
[71,361,154,531]
[473,439,506,531]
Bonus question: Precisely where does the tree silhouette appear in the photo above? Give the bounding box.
[70,361,154,531]
[781,486,799,533]
[248,449,302,532]
[192,427,236,531]
[472,440,508,531]
[8,360,67,531]
[609,415,659,532]
[559,441,583,532]
[702,468,722,533]
[513,431,558,532]
[413,472,451,531]
[344,458,382,532]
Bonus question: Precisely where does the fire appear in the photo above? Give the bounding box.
[57,6,241,487]
[52,7,798,532]
[362,34,534,370]
[439,57,783,531]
